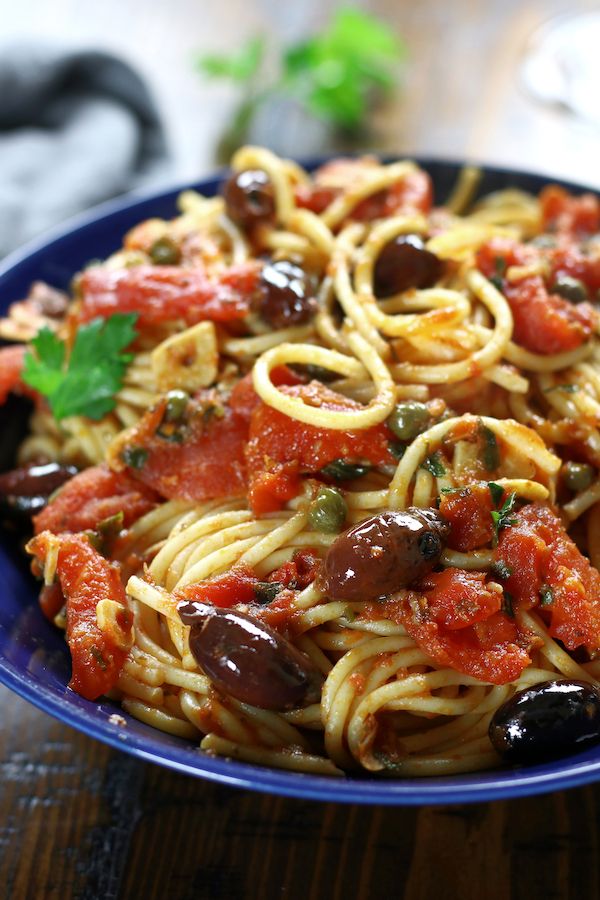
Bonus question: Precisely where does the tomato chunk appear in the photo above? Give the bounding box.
[540,185,600,236]
[476,239,595,354]
[417,568,501,630]
[439,485,494,551]
[176,564,258,608]
[246,381,394,513]
[496,504,600,650]
[77,262,260,329]
[268,549,321,589]
[28,531,132,700]
[34,464,158,535]
[114,395,248,503]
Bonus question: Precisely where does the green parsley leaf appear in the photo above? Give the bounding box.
[479,423,500,471]
[197,36,265,82]
[321,459,372,481]
[283,9,405,129]
[488,481,504,507]
[440,486,462,495]
[22,314,138,421]
[421,451,446,478]
[490,492,518,546]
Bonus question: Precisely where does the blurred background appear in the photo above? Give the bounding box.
[2,0,600,239]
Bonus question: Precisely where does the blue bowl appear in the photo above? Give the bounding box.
[1,158,600,805]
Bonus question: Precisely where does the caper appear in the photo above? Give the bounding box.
[308,487,347,533]
[164,390,190,423]
[552,275,589,304]
[150,236,181,266]
[387,401,430,442]
[222,169,275,228]
[562,461,595,492]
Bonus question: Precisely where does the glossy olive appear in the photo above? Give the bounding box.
[222,169,275,228]
[318,507,450,602]
[149,236,181,266]
[178,601,323,711]
[387,401,430,442]
[489,680,600,764]
[562,461,594,492]
[258,260,317,328]
[0,463,77,523]
[374,234,443,298]
[552,275,589,304]
[308,486,347,533]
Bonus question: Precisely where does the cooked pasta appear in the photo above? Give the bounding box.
[3,147,600,777]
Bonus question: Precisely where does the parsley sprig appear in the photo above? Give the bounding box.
[22,314,138,421]
[196,8,406,153]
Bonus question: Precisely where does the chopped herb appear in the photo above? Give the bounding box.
[155,422,185,443]
[91,646,107,670]
[491,492,518,546]
[122,446,149,470]
[321,459,372,481]
[540,585,554,606]
[491,560,513,581]
[22,313,138,421]
[440,486,463,495]
[254,582,283,605]
[502,591,515,618]
[489,257,507,291]
[479,423,500,471]
[488,481,504,507]
[421,451,446,478]
[543,383,579,394]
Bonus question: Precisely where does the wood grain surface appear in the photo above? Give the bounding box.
[3,0,600,897]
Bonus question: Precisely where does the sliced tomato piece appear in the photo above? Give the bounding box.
[399,597,533,684]
[246,381,394,514]
[114,395,248,503]
[33,464,158,535]
[496,504,600,650]
[176,564,258,609]
[268,549,321,589]
[549,242,600,295]
[504,276,595,355]
[417,568,501,630]
[439,484,494,551]
[540,185,600,236]
[28,531,132,700]
[77,262,260,329]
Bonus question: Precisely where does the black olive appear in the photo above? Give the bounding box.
[374,234,444,298]
[489,680,600,764]
[178,601,323,711]
[318,507,450,602]
[0,462,78,527]
[258,261,318,329]
[222,169,275,228]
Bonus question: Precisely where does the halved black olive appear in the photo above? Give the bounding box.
[489,680,600,764]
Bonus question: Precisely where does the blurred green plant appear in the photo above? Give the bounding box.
[196,8,406,155]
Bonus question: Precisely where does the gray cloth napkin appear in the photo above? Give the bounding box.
[0,43,171,257]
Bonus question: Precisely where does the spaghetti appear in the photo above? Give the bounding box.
[3,148,600,777]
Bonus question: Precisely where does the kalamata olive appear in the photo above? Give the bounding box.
[562,461,595,492]
[552,275,589,304]
[489,680,600,764]
[374,234,444,298]
[0,463,77,524]
[178,601,323,711]
[222,169,275,228]
[258,261,318,329]
[318,507,450,602]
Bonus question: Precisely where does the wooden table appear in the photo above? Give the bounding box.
[3,0,600,897]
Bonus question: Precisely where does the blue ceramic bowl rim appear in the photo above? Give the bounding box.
[2,156,600,806]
